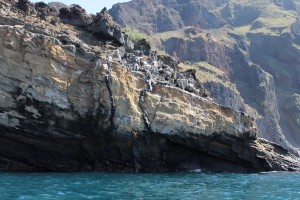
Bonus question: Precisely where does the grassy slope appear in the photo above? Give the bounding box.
[230,0,300,144]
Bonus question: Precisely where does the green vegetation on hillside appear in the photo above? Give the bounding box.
[232,1,297,36]
[179,61,238,92]
[122,26,150,43]
[122,26,167,55]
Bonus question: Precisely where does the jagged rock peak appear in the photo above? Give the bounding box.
[12,0,132,47]
[48,2,68,12]
[59,4,93,27]
[17,0,35,14]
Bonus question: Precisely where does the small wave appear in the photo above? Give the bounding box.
[189,169,203,173]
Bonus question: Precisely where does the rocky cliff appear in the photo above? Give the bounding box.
[110,0,300,154]
[0,0,299,172]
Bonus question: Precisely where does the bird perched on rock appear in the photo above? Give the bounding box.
[106,55,112,63]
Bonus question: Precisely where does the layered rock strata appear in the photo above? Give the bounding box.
[0,0,299,172]
[109,0,300,154]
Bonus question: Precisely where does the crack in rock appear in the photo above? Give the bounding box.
[139,90,151,132]
[105,63,116,128]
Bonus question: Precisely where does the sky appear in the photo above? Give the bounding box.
[30,0,131,14]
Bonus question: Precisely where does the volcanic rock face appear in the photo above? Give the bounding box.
[58,5,133,47]
[109,0,226,33]
[0,0,299,172]
[59,4,93,27]
[87,8,133,47]
[110,0,300,154]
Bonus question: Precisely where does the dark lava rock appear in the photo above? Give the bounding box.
[35,2,58,19]
[157,54,179,70]
[17,0,36,15]
[59,4,93,27]
[57,6,133,48]
[48,2,68,12]
[134,39,151,56]
[50,17,59,26]
[87,8,133,48]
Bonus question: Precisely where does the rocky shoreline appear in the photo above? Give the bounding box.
[0,0,299,172]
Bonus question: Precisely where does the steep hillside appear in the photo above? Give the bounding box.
[110,0,300,154]
[0,0,299,172]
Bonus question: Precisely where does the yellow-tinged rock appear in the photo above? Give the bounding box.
[50,45,76,67]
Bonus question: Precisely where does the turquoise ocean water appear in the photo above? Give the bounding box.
[0,172,299,199]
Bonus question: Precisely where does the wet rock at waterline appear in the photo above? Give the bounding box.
[0,0,299,172]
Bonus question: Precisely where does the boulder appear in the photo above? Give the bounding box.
[87,8,133,48]
[17,0,36,15]
[48,2,68,12]
[59,4,93,27]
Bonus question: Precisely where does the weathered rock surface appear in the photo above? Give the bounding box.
[58,5,133,48]
[59,4,93,27]
[0,0,299,172]
[109,0,226,34]
[48,2,68,12]
[110,0,300,155]
[87,8,133,47]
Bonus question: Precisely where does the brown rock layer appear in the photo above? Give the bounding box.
[0,0,299,172]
